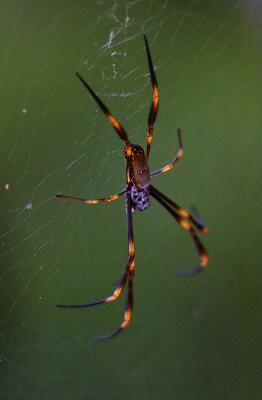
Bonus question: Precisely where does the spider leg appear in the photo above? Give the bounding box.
[56,269,128,309]
[56,188,135,340]
[56,188,126,205]
[76,72,131,149]
[94,273,134,341]
[149,186,208,233]
[144,35,159,161]
[151,129,184,176]
[94,188,135,340]
[190,206,208,230]
[150,185,208,276]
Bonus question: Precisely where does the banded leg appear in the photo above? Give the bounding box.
[151,129,184,176]
[56,269,128,309]
[76,72,131,155]
[149,186,208,233]
[144,35,159,161]
[56,188,135,340]
[150,185,208,276]
[95,188,135,340]
[56,187,126,205]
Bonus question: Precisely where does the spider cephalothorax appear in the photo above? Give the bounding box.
[126,144,150,189]
[56,35,208,340]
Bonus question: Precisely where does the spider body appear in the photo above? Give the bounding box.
[127,144,151,212]
[56,35,208,340]
[127,144,150,186]
[130,185,150,212]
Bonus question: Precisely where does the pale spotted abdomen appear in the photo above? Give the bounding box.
[130,185,150,212]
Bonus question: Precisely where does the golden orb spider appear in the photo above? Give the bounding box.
[56,35,208,340]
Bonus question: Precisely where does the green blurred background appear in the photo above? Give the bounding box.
[0,1,261,399]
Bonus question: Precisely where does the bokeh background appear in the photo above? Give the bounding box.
[0,1,261,399]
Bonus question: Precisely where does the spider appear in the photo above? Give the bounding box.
[56,35,208,340]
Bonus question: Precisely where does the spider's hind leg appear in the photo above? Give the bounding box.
[150,185,208,276]
[57,189,136,340]
[94,188,135,340]
[56,270,128,309]
[189,206,208,233]
[144,35,159,161]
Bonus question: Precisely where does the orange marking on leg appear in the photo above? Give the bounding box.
[180,219,191,231]
[85,194,119,204]
[105,296,115,303]
[153,86,159,107]
[129,239,135,256]
[108,115,121,130]
[147,135,153,144]
[201,253,208,268]
[107,194,119,202]
[85,199,99,204]
[178,207,190,218]
[129,259,135,271]
[105,286,123,303]
[161,165,171,173]
[126,146,132,157]
[178,149,184,158]
[113,286,123,298]
[121,308,132,329]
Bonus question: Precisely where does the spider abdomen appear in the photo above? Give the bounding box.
[130,185,150,212]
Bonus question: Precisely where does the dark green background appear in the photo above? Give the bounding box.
[0,1,261,399]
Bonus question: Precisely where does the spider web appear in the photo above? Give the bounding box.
[0,1,261,399]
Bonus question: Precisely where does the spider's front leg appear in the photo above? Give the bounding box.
[150,129,184,176]
[144,35,159,161]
